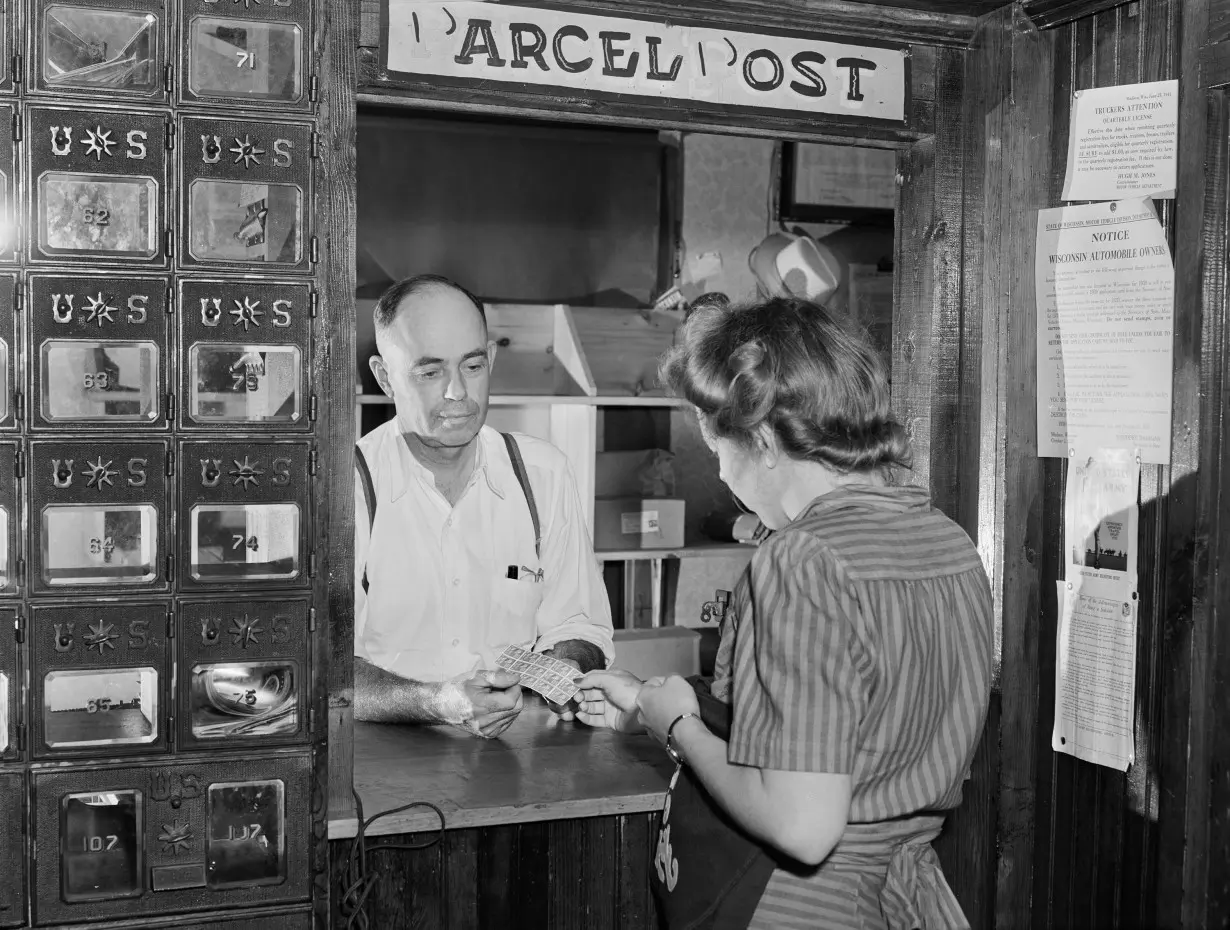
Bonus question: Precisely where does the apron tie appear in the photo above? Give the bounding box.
[827,814,970,930]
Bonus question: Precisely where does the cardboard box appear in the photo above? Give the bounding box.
[594,449,676,498]
[612,627,700,680]
[593,497,685,550]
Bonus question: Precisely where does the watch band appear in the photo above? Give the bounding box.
[665,712,699,765]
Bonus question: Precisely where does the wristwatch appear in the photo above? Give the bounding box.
[665,712,699,765]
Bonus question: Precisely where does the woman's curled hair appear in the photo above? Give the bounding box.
[659,297,911,475]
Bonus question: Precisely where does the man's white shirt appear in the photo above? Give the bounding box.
[354,421,614,682]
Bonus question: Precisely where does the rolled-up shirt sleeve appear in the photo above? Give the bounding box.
[531,457,614,665]
[728,532,864,774]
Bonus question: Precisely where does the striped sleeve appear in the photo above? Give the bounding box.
[728,532,863,774]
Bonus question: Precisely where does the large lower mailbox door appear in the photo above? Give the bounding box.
[0,771,25,928]
[32,753,311,924]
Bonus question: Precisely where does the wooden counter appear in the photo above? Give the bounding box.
[329,698,673,839]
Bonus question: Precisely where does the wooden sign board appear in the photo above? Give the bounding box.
[383,1,909,124]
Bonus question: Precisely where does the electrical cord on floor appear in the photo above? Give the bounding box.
[337,785,447,930]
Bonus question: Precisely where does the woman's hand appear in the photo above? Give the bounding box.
[636,675,701,745]
[573,668,646,733]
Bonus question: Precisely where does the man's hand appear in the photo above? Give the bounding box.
[456,669,523,738]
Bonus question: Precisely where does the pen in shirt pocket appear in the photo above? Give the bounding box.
[506,565,544,583]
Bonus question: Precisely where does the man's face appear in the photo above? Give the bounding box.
[369,286,496,449]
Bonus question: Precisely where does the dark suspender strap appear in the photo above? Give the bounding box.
[502,432,542,561]
[355,444,376,593]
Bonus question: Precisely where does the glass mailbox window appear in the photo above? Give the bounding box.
[41,340,159,422]
[42,504,157,585]
[61,790,143,902]
[206,779,285,889]
[43,7,159,93]
[189,503,299,582]
[0,507,9,591]
[190,661,298,739]
[0,339,9,422]
[44,668,159,748]
[188,18,302,102]
[0,673,8,753]
[38,173,157,258]
[188,180,301,264]
[189,344,301,422]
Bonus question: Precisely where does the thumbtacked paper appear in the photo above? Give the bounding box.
[1062,80,1177,201]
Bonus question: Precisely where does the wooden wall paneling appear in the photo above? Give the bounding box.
[547,817,619,930]
[892,138,935,497]
[324,0,361,840]
[964,7,1054,930]
[1021,0,1134,30]
[444,829,481,929]
[357,0,980,50]
[1171,1,1220,926]
[617,813,660,928]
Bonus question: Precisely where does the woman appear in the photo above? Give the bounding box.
[578,297,993,929]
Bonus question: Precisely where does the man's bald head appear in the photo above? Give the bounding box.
[373,274,486,344]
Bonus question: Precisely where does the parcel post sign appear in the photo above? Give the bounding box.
[383,2,909,124]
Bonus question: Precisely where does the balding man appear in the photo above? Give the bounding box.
[353,275,614,738]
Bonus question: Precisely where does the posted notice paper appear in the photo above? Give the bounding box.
[1052,582,1138,772]
[1035,198,1174,463]
[1062,79,1177,200]
[1064,448,1140,601]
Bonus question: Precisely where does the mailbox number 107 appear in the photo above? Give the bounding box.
[81,834,120,852]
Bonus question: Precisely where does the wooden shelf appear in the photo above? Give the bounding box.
[595,542,749,562]
[355,391,683,408]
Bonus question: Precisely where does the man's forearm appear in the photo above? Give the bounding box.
[353,657,468,725]
[545,639,606,674]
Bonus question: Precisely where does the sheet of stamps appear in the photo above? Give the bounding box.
[495,644,580,706]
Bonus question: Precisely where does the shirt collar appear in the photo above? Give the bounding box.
[385,423,509,503]
[799,482,931,519]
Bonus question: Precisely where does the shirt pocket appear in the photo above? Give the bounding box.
[491,577,543,645]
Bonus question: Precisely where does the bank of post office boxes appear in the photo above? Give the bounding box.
[177,115,313,274]
[178,278,313,431]
[0,771,26,928]
[0,605,17,762]
[27,0,169,103]
[29,600,171,760]
[177,597,312,751]
[0,441,16,594]
[32,753,311,924]
[28,274,171,430]
[178,440,311,591]
[0,107,15,264]
[179,0,314,113]
[29,440,169,595]
[26,104,169,267]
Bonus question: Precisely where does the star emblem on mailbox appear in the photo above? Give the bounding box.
[158,820,193,856]
[233,0,263,8]
[229,614,264,648]
[230,456,264,489]
[230,296,264,330]
[84,457,118,490]
[83,292,116,326]
[230,134,266,168]
[83,620,119,654]
[83,126,116,160]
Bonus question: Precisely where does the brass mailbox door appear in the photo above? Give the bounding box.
[27,0,169,102]
[0,605,17,763]
[178,440,311,591]
[0,277,18,429]
[29,600,171,759]
[178,278,312,431]
[28,273,170,430]
[178,0,312,113]
[26,104,168,266]
[28,439,169,594]
[0,441,16,599]
[177,596,312,750]
[31,754,311,924]
[0,109,16,263]
[177,115,313,274]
